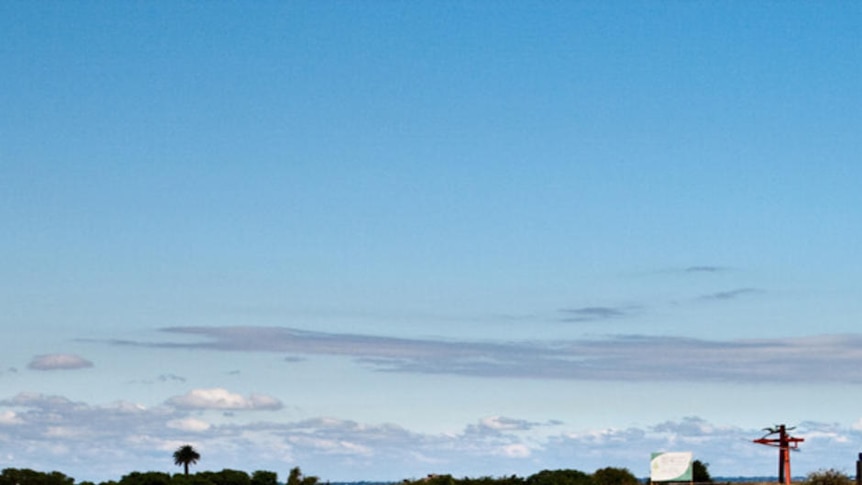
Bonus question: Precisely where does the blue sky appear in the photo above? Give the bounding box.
[2,1,861,483]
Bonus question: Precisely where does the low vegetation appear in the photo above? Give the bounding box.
[0,466,319,485]
[0,455,719,485]
[0,467,650,485]
[804,469,852,485]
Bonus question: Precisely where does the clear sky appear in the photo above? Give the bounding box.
[2,1,861,483]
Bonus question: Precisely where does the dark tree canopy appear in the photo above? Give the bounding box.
[692,460,712,483]
[250,471,277,485]
[593,467,638,485]
[195,470,249,485]
[119,472,172,485]
[1,465,652,485]
[286,467,318,485]
[173,445,201,476]
[460,476,524,485]
[526,469,593,485]
[0,469,74,485]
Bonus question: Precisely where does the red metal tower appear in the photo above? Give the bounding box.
[753,424,804,485]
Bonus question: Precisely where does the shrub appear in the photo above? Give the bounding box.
[593,467,638,485]
[692,460,712,483]
[805,469,852,485]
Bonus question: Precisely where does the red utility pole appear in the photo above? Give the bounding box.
[753,424,804,485]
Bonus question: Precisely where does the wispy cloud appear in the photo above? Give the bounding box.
[558,306,636,323]
[652,416,722,435]
[685,266,729,273]
[699,288,761,301]
[649,265,731,275]
[28,354,93,371]
[158,373,186,383]
[111,327,862,384]
[468,416,545,435]
[0,367,18,376]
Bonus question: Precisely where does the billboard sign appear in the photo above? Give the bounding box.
[650,451,693,482]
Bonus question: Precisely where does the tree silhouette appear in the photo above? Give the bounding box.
[593,467,638,485]
[251,471,278,485]
[286,467,318,485]
[693,460,712,483]
[173,445,201,476]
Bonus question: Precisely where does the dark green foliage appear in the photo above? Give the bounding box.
[805,469,852,485]
[592,468,638,485]
[173,445,201,476]
[250,471,277,485]
[424,476,456,485]
[497,476,526,485]
[692,460,711,483]
[287,467,318,485]
[169,474,214,485]
[195,470,250,485]
[0,469,75,485]
[401,469,597,485]
[3,465,642,485]
[526,469,593,485]
[461,476,524,485]
[118,471,171,485]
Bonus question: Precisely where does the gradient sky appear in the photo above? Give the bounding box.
[2,2,861,483]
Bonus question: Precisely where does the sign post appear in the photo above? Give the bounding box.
[856,453,861,485]
[651,452,694,485]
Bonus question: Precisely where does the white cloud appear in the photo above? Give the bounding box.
[498,444,531,458]
[28,354,93,371]
[2,391,861,483]
[166,388,282,410]
[0,410,22,425]
[111,401,147,413]
[167,418,211,432]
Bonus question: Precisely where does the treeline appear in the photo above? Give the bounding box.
[402,467,642,485]
[0,466,319,485]
[401,460,713,485]
[0,465,710,485]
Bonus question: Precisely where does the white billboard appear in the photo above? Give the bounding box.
[650,451,693,482]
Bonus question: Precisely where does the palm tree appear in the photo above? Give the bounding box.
[173,444,200,476]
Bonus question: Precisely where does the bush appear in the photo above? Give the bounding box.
[593,467,638,485]
[805,469,852,485]
[526,469,593,485]
[692,460,712,483]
